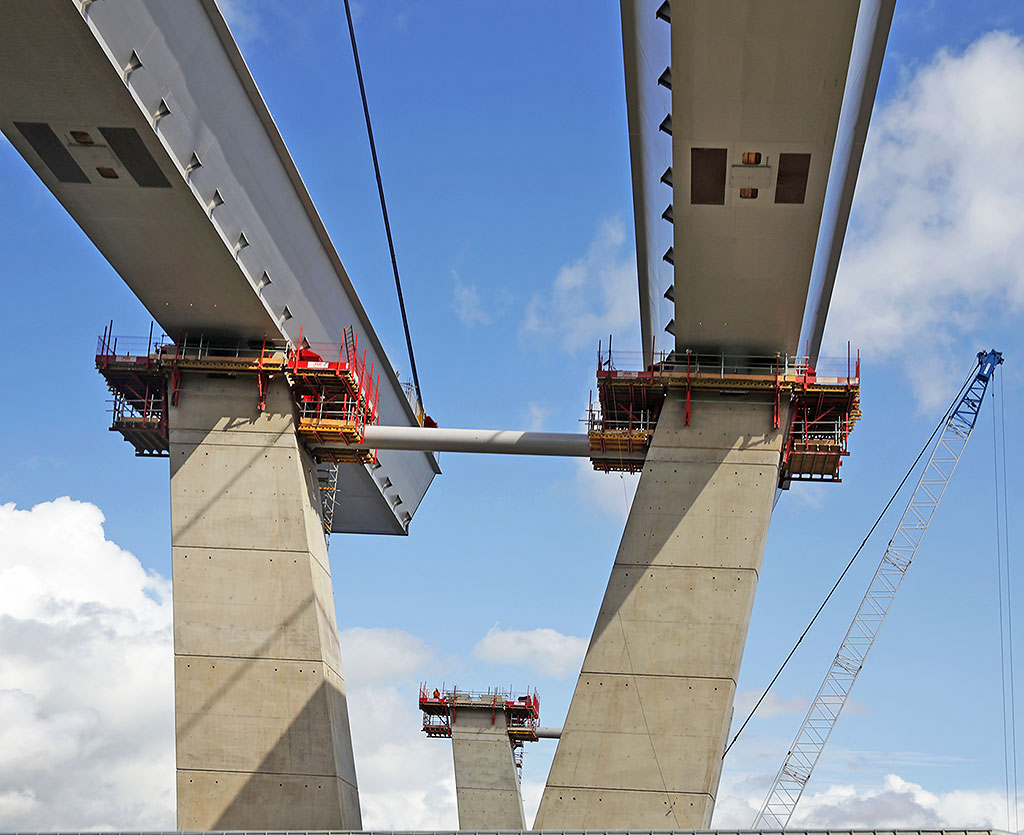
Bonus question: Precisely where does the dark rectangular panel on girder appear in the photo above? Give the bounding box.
[690,147,727,205]
[14,122,89,184]
[100,127,171,188]
[775,152,812,204]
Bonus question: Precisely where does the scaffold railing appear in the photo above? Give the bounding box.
[597,345,860,384]
[591,340,861,483]
[96,323,381,465]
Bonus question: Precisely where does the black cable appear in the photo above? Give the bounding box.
[994,382,1012,830]
[723,365,976,758]
[343,0,424,413]
[998,371,1019,829]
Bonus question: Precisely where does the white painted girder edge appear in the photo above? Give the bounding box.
[621,0,673,367]
[798,0,896,361]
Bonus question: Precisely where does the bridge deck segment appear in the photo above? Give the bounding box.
[0,0,437,534]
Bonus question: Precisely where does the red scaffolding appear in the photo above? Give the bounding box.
[95,324,381,465]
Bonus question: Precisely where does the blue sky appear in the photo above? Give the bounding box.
[1,0,1024,829]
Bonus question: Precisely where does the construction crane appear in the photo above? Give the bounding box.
[753,349,1004,829]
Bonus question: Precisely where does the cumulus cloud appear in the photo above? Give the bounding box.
[575,459,639,521]
[829,31,1024,409]
[451,270,491,326]
[0,498,457,830]
[521,778,545,827]
[338,625,458,828]
[522,217,640,352]
[0,498,174,830]
[473,625,588,678]
[346,683,457,829]
[733,688,810,721]
[340,626,435,684]
[715,770,1015,830]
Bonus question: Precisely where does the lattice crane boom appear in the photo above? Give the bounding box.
[753,350,1004,829]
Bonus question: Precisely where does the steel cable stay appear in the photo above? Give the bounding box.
[993,374,1018,831]
[1001,371,1019,830]
[747,350,1003,829]
[342,0,425,419]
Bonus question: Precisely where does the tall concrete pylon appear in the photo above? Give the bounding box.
[169,373,361,829]
[535,393,785,828]
[451,707,527,829]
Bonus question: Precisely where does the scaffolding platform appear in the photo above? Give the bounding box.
[95,324,382,529]
[588,345,861,484]
[419,685,540,745]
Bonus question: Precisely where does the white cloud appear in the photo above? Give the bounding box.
[524,401,550,431]
[0,498,174,830]
[346,683,457,829]
[340,626,435,684]
[522,217,640,352]
[451,270,491,326]
[521,778,545,828]
[712,770,1015,827]
[828,31,1024,409]
[473,625,588,678]
[575,458,639,520]
[795,773,1011,829]
[0,499,455,830]
[338,627,457,828]
[733,688,810,721]
[717,770,1016,830]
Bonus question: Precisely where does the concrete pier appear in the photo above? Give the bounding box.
[535,393,785,828]
[451,707,527,829]
[169,374,361,830]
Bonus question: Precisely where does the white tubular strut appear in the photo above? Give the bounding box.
[320,426,605,457]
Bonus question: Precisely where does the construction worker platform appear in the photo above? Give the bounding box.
[588,345,861,485]
[419,685,540,744]
[95,325,381,464]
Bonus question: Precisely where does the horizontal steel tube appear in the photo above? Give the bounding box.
[356,426,594,456]
[536,726,562,739]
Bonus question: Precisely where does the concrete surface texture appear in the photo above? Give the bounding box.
[168,373,360,830]
[450,706,526,829]
[535,393,785,828]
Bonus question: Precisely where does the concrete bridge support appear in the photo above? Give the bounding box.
[168,373,361,830]
[535,393,785,828]
[451,707,526,829]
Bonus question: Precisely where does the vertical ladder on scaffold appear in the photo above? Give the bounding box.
[317,462,340,543]
[342,325,356,366]
[753,350,1003,829]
